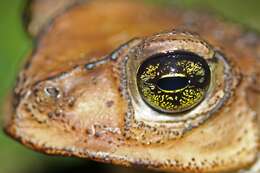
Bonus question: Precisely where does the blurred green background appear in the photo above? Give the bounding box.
[0,0,260,173]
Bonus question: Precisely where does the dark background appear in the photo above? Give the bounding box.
[1,0,260,173]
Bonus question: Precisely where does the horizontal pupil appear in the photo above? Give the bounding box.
[156,76,189,91]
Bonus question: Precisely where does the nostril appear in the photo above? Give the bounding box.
[156,76,189,91]
[44,86,60,98]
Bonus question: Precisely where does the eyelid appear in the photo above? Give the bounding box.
[142,31,215,60]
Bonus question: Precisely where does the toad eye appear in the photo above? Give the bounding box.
[125,31,237,143]
[137,51,211,113]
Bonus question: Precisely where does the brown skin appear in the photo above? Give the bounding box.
[24,0,80,37]
[4,0,260,173]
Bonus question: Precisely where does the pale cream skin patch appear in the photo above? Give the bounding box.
[4,0,260,173]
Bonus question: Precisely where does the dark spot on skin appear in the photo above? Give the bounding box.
[12,92,21,111]
[32,104,37,109]
[106,100,114,108]
[118,87,122,92]
[23,103,30,113]
[67,97,76,107]
[86,129,92,135]
[48,112,53,118]
[24,60,32,70]
[94,132,102,138]
[54,109,63,117]
[236,151,241,156]
[90,76,98,85]
[33,88,39,96]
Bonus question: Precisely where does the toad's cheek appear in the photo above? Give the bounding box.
[6,62,128,155]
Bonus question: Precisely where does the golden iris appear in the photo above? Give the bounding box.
[137,51,211,113]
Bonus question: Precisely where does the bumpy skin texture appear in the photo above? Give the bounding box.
[4,0,260,173]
